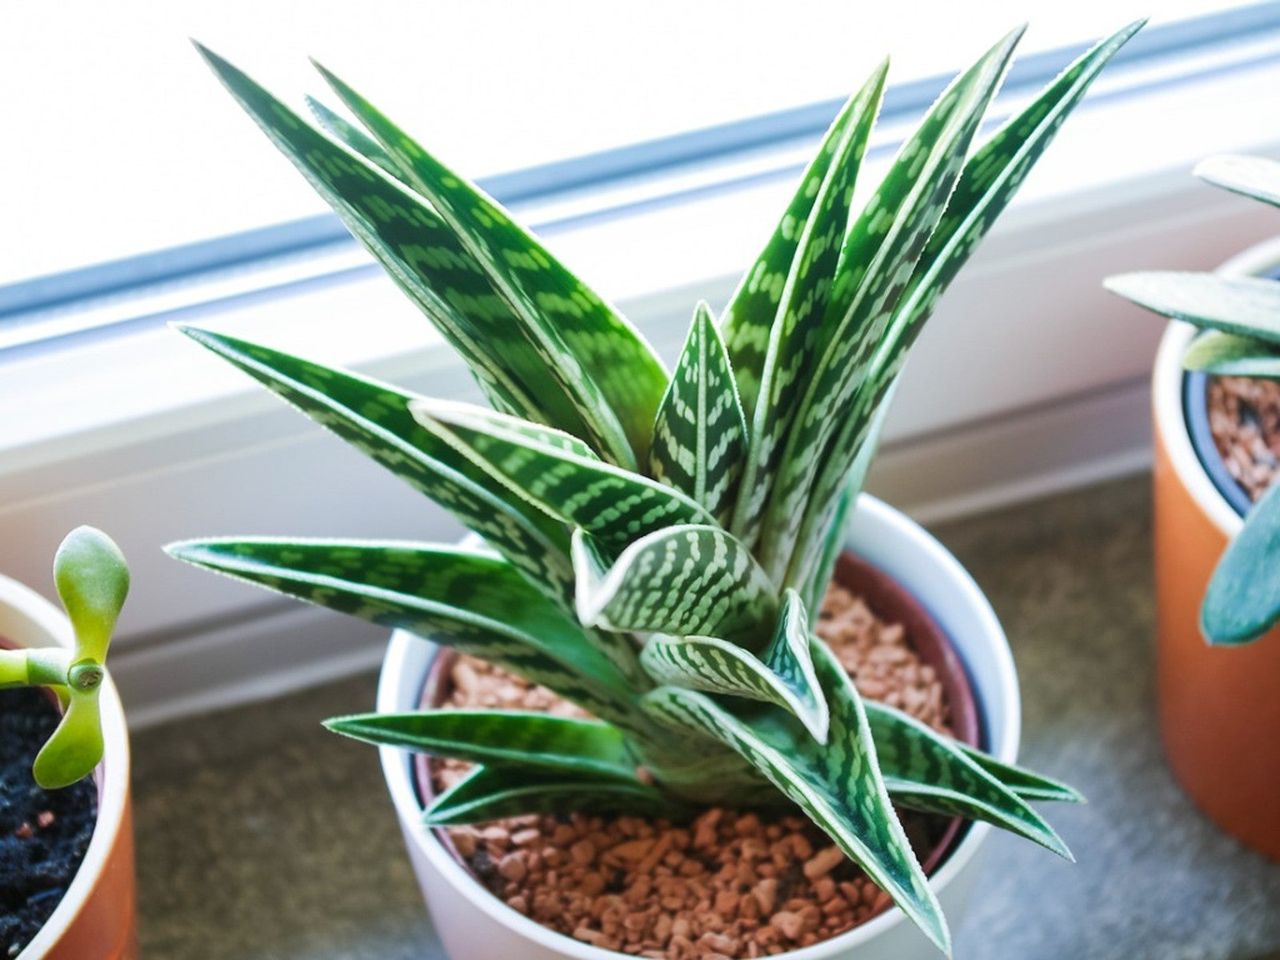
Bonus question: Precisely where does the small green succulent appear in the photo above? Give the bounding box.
[0,527,129,789]
[1107,155,1280,645]
[168,23,1138,952]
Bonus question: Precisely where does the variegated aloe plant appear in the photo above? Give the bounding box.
[168,24,1138,952]
[0,527,129,789]
[1108,155,1280,645]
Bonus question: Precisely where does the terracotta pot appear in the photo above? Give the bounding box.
[376,494,1023,960]
[0,574,137,960]
[1151,235,1280,860]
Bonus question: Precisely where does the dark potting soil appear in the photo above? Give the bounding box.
[0,687,97,958]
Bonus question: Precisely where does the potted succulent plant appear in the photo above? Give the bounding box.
[1,527,136,959]
[168,21,1138,959]
[1106,155,1280,860]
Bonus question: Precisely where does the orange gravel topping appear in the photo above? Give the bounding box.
[430,583,953,958]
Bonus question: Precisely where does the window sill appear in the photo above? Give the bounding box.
[2,34,1278,719]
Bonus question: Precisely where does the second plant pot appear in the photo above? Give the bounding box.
[1151,235,1280,859]
[0,573,137,960]
[376,494,1022,960]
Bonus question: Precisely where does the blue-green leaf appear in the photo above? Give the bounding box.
[1183,330,1280,378]
[1196,154,1280,209]
[1202,479,1280,644]
[1105,271,1280,344]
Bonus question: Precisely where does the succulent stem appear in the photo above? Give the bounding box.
[0,647,72,689]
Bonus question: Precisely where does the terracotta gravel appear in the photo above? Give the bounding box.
[1208,375,1280,502]
[429,582,953,959]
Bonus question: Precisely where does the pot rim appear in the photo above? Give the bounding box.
[0,573,131,960]
[377,494,1020,959]
[1153,234,1280,539]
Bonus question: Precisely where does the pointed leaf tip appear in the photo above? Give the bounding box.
[172,323,222,351]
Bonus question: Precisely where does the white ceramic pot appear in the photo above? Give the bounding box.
[1,573,137,960]
[377,494,1021,960]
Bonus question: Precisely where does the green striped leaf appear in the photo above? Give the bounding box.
[316,63,668,466]
[730,64,886,543]
[640,589,828,742]
[959,746,1085,804]
[306,96,404,180]
[803,480,857,615]
[425,764,690,826]
[1202,479,1280,645]
[793,25,1141,583]
[196,45,641,463]
[754,30,1023,580]
[1196,154,1280,208]
[165,539,644,725]
[1105,271,1280,344]
[175,325,576,604]
[798,25,1143,574]
[649,302,748,526]
[798,380,897,609]
[409,398,713,547]
[325,710,640,782]
[897,22,1143,335]
[721,61,888,419]
[409,399,599,456]
[640,638,947,954]
[573,525,778,643]
[633,741,782,807]
[1183,330,1280,378]
[862,696,1071,860]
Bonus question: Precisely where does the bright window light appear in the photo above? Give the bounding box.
[0,0,1247,291]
